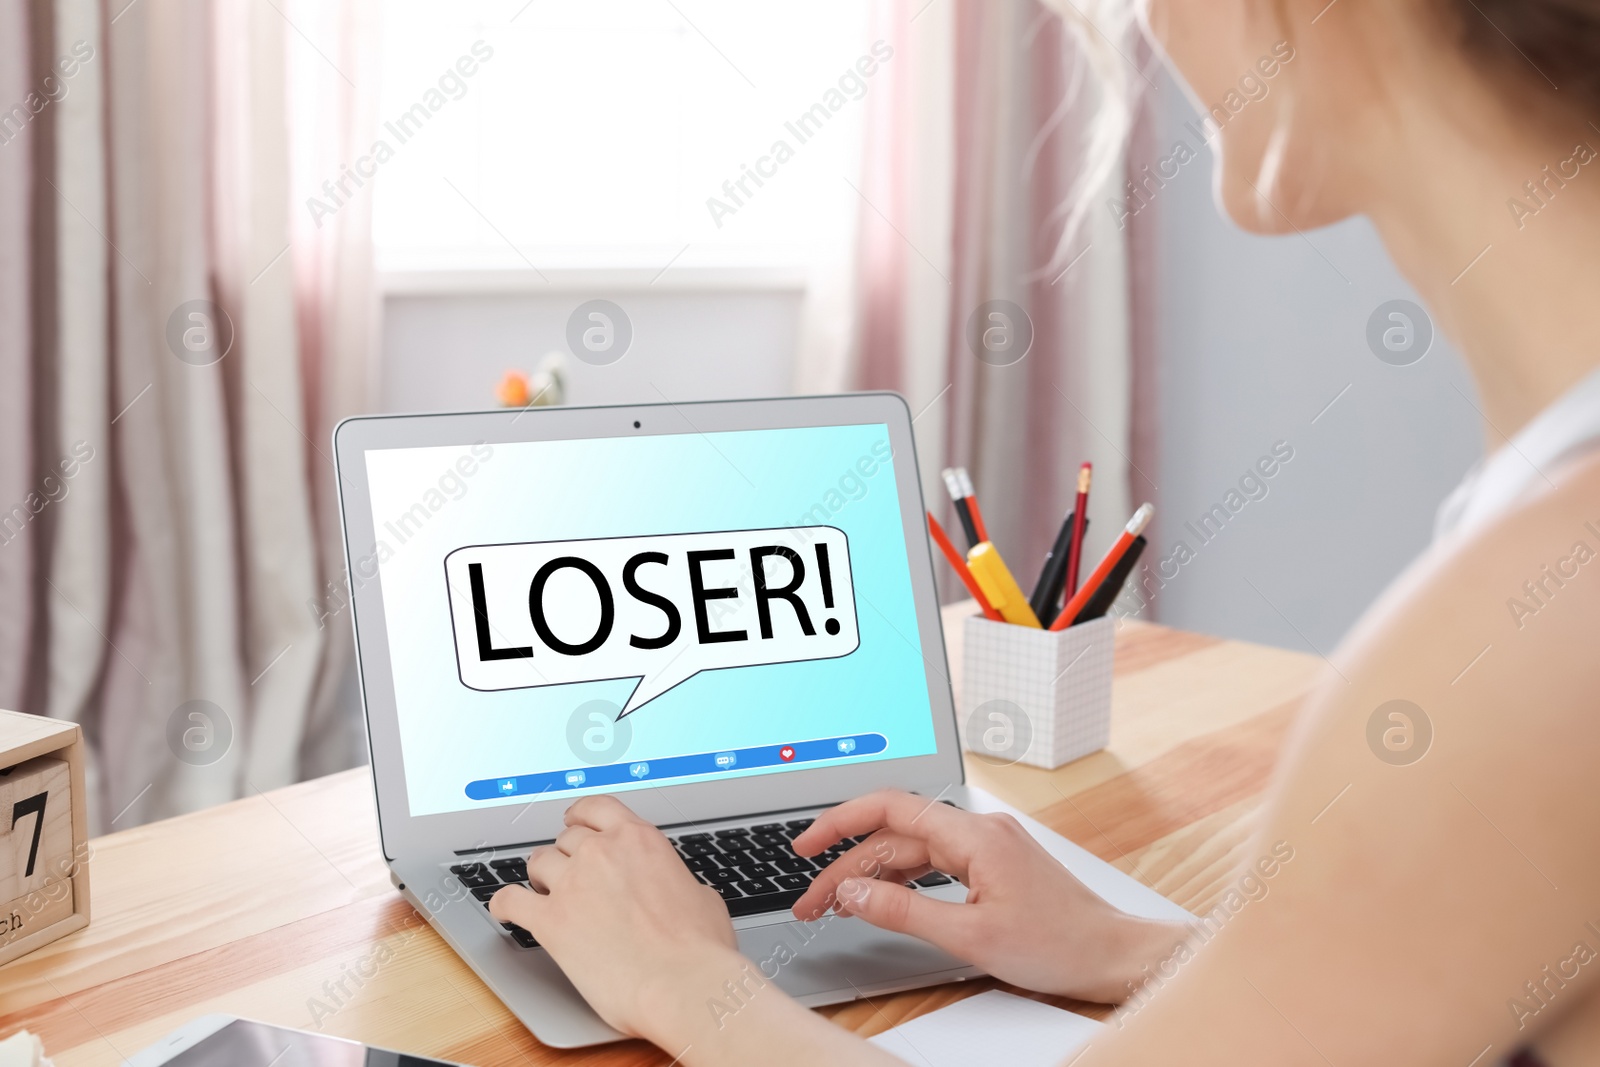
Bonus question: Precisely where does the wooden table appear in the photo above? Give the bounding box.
[0,610,1320,1065]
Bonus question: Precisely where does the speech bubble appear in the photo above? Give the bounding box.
[444,526,859,718]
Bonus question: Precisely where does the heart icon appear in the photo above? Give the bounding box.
[780,746,795,762]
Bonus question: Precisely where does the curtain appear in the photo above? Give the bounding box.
[0,0,378,830]
[844,0,1150,593]
[0,0,35,720]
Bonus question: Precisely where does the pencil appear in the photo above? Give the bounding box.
[957,467,990,543]
[1062,463,1092,599]
[1049,503,1154,631]
[1075,535,1146,623]
[941,468,982,549]
[928,512,1003,621]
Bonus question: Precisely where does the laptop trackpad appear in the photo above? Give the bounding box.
[736,914,976,999]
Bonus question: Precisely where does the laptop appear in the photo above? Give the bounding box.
[332,393,1190,1048]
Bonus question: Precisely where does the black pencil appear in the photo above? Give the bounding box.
[1075,535,1147,623]
[941,468,981,549]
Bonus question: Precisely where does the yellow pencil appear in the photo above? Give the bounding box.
[965,542,1043,628]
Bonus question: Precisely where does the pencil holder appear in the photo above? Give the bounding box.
[959,615,1114,770]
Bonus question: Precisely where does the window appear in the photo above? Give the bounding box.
[374,0,873,272]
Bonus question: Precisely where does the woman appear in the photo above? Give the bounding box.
[491,1,1600,1061]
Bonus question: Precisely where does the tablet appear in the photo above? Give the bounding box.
[127,1015,467,1067]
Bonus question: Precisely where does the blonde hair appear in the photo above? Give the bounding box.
[1035,0,1146,270]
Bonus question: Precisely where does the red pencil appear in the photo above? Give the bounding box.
[1050,503,1153,631]
[1062,463,1092,599]
[927,512,1003,621]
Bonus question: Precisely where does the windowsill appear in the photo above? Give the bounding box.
[380,264,811,295]
[377,245,820,295]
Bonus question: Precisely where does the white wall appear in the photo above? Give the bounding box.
[379,272,803,412]
[1142,74,1484,655]
[375,73,1488,660]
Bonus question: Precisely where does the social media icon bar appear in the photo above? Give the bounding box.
[464,734,887,800]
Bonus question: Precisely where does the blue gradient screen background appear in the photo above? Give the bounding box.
[362,423,936,817]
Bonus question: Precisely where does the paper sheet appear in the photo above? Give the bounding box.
[869,990,1106,1066]
[0,1031,53,1067]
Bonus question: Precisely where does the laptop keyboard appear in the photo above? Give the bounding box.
[450,816,955,950]
[671,818,952,916]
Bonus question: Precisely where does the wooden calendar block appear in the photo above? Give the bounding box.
[1,877,75,952]
[0,756,72,901]
[0,709,90,967]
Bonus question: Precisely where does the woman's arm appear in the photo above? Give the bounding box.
[789,790,1191,1002]
[639,945,906,1066]
[488,796,905,1066]
[1527,980,1600,1065]
[1084,456,1600,1064]
[487,787,1181,1064]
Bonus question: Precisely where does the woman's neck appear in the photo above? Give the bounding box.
[1365,83,1600,447]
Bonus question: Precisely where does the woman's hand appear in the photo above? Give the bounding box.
[790,789,1187,1004]
[489,795,744,1041]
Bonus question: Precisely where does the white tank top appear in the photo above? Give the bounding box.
[1435,364,1600,542]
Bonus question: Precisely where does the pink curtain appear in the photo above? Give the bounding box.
[0,0,37,715]
[285,0,381,777]
[852,0,914,393]
[0,0,378,829]
[851,0,1149,596]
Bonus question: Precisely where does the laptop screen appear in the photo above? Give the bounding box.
[360,421,937,818]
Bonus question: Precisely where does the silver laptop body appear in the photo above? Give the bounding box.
[333,394,1190,1048]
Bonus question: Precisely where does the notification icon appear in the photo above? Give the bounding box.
[779,746,796,762]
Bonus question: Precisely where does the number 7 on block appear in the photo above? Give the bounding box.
[0,756,72,902]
